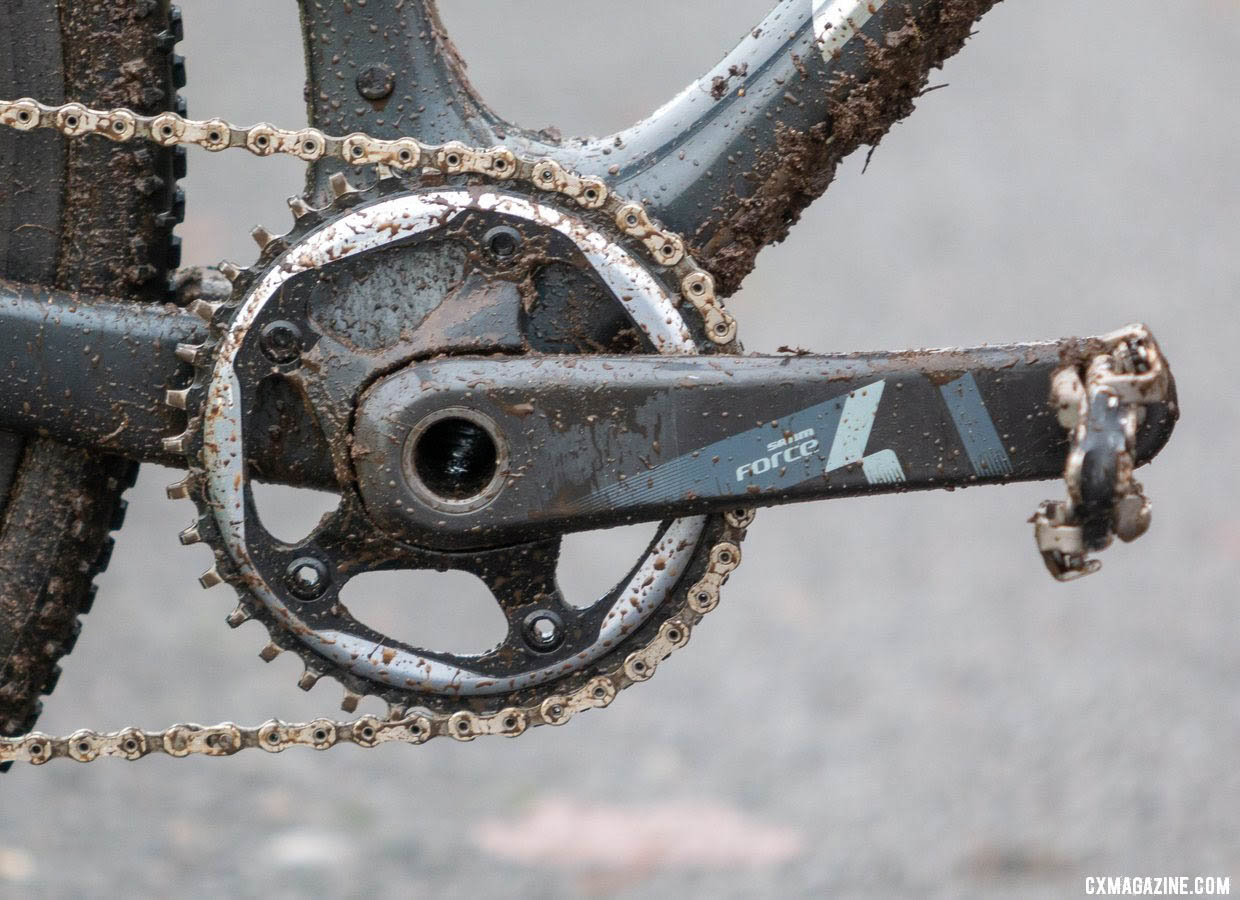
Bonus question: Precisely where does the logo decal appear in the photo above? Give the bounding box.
[736,429,820,482]
[733,380,904,486]
[578,380,905,514]
[938,373,1013,477]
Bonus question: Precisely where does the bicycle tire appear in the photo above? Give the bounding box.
[0,0,185,751]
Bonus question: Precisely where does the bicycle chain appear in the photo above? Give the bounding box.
[0,98,749,765]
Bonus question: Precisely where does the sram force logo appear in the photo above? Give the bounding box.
[735,429,819,481]
[730,380,906,488]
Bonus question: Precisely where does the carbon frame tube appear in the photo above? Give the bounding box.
[298,0,1001,291]
[0,278,330,487]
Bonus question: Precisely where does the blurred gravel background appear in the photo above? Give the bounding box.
[1,1,1236,896]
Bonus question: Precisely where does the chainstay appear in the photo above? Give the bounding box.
[0,97,750,764]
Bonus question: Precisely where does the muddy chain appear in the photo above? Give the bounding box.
[0,97,750,765]
[0,533,746,765]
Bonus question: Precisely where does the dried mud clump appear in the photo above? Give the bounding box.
[698,0,1001,295]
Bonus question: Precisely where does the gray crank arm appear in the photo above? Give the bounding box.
[351,336,1177,550]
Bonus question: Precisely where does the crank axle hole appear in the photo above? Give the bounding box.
[412,417,499,502]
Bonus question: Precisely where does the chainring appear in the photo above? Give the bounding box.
[167,166,753,734]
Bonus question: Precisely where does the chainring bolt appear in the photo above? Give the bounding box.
[522,608,564,653]
[260,320,303,365]
[483,225,521,258]
[286,556,330,600]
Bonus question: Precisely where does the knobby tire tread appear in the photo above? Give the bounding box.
[0,0,185,757]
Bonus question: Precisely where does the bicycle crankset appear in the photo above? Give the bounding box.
[169,169,747,727]
[169,166,1178,732]
[0,95,1177,763]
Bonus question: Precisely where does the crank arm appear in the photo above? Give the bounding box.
[352,334,1177,550]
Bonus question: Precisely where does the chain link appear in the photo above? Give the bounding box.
[0,97,749,764]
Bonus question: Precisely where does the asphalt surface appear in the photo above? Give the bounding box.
[0,1,1236,896]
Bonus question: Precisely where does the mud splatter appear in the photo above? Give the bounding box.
[697,1,1001,295]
